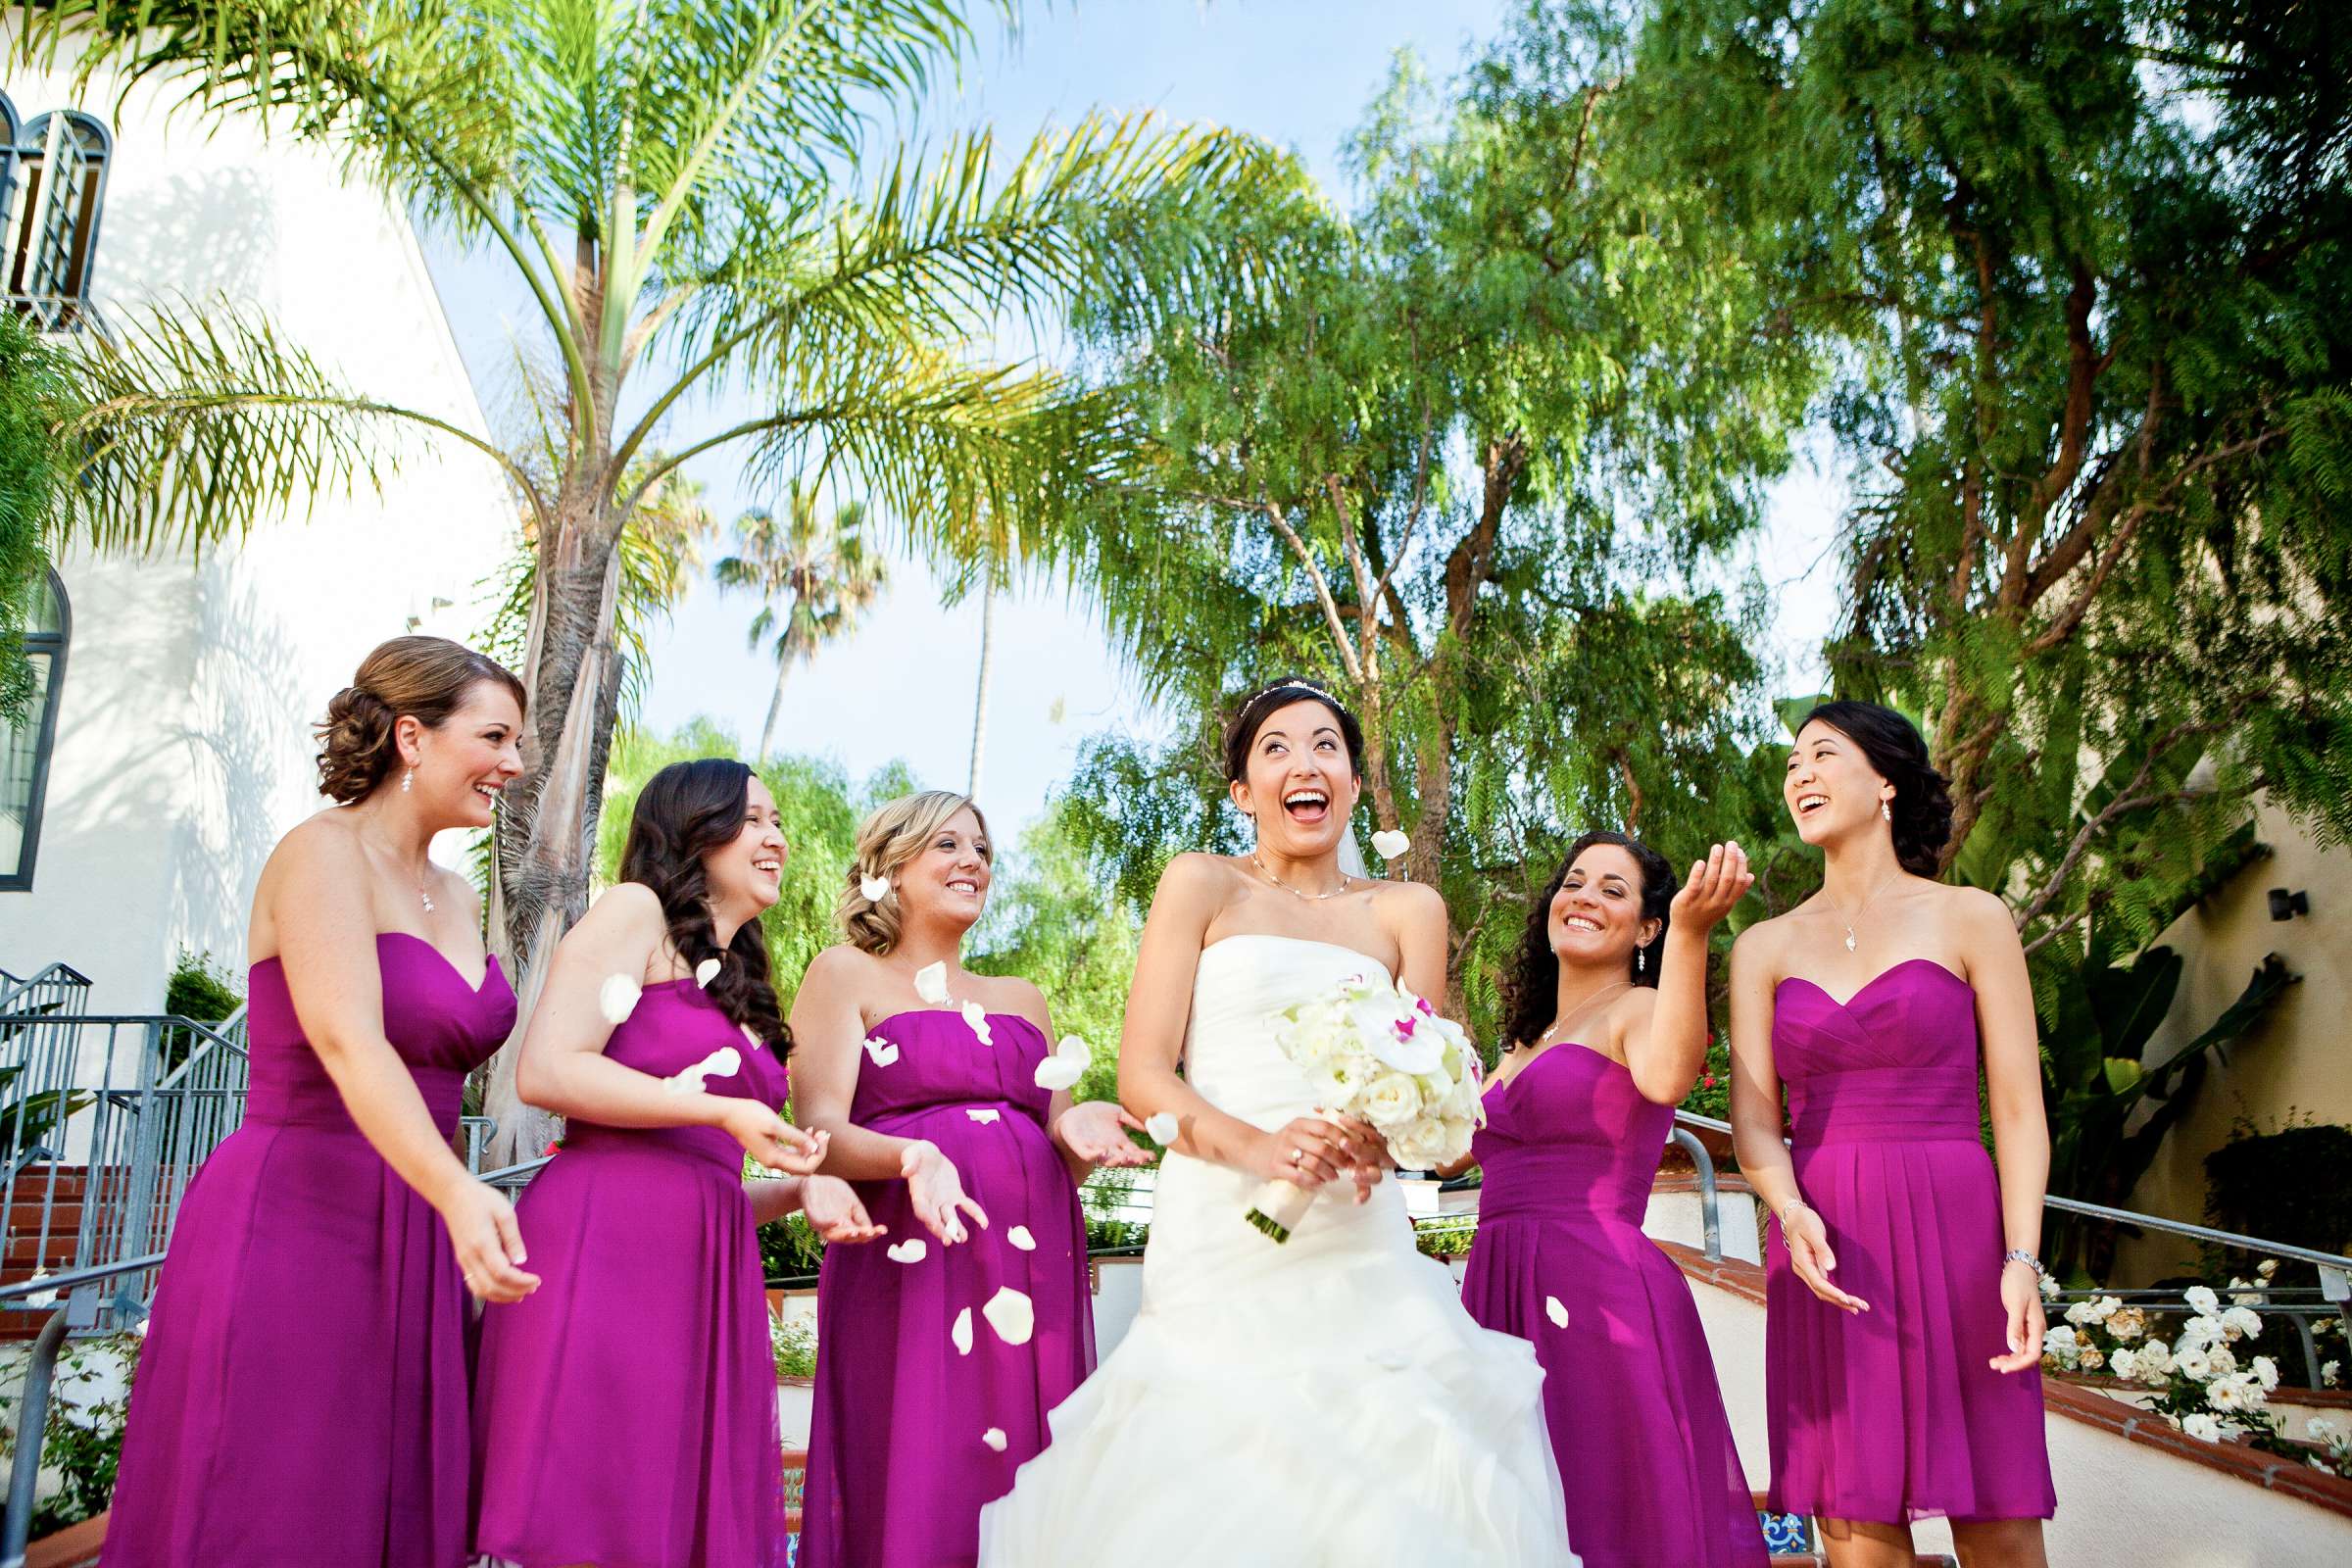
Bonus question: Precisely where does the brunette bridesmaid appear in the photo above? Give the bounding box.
[108,637,540,1567]
[792,790,1152,1568]
[1456,831,1764,1568]
[1729,701,2055,1566]
[471,759,879,1568]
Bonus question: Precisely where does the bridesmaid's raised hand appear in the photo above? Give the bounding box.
[900,1140,990,1245]
[801,1174,887,1244]
[1990,1258,2047,1373]
[1670,842,1754,933]
[1781,1201,1869,1314]
[439,1178,541,1303]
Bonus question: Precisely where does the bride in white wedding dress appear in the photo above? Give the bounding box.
[978,679,1576,1566]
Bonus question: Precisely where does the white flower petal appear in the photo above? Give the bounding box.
[1145,1111,1180,1146]
[694,957,721,989]
[663,1046,742,1096]
[741,1021,762,1050]
[886,1239,927,1265]
[966,1108,1002,1125]
[960,1000,994,1047]
[952,1306,973,1356]
[862,1036,901,1068]
[1544,1296,1569,1329]
[981,1286,1036,1346]
[1370,829,1410,860]
[598,973,643,1025]
[1033,1056,1084,1091]
[859,874,892,902]
[914,961,951,1004]
[982,1427,1007,1451]
[1007,1226,1036,1251]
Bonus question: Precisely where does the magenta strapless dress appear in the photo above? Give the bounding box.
[105,932,514,1568]
[1460,1044,1765,1568]
[471,980,792,1568]
[1765,958,2056,1524]
[799,1008,1093,1568]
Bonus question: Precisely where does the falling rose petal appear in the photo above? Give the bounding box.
[914,961,951,1004]
[1544,1296,1569,1329]
[663,1046,742,1096]
[1007,1226,1036,1251]
[952,1307,974,1356]
[694,956,721,989]
[598,973,642,1025]
[960,1000,994,1047]
[740,1022,762,1051]
[886,1239,927,1264]
[1371,829,1411,860]
[859,874,892,902]
[982,1427,1007,1452]
[981,1286,1036,1347]
[1145,1111,1180,1146]
[1033,1034,1089,1092]
[862,1036,902,1068]
[966,1108,1002,1125]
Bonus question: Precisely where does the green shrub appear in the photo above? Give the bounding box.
[770,1313,817,1381]
[0,1331,143,1535]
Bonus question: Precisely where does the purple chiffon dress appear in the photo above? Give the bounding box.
[1765,958,2056,1524]
[1461,1043,1765,1568]
[106,932,514,1568]
[799,1008,1092,1568]
[471,980,792,1568]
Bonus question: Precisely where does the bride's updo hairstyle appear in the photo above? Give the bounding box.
[1502,830,1678,1052]
[1221,675,1365,785]
[839,789,993,956]
[1796,700,1954,876]
[617,758,789,1054]
[315,635,525,804]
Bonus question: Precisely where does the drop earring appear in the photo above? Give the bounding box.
[1636,947,1645,975]
[1881,801,1892,821]
[402,768,415,794]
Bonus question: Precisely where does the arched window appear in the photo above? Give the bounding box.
[7,109,110,332]
[1,572,70,890]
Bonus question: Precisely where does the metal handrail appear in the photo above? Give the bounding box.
[0,1251,165,1568]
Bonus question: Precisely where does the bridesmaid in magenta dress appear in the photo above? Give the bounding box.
[1457,830,1763,1568]
[790,791,1152,1568]
[472,759,877,1568]
[108,637,541,1567]
[1730,701,2056,1566]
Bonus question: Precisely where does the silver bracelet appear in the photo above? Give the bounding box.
[2003,1249,2048,1279]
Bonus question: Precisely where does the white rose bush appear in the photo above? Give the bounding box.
[2039,1262,2349,1478]
[1245,975,1483,1243]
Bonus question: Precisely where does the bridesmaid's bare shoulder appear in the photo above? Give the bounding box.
[1727,913,1795,990]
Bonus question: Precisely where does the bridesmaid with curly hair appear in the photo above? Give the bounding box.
[1730,701,2055,1566]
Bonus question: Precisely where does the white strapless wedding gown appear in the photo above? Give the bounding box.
[978,935,1577,1565]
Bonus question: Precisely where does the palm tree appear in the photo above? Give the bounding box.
[27,0,1294,1156]
[714,486,885,763]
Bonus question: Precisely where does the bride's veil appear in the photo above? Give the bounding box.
[1338,822,1374,883]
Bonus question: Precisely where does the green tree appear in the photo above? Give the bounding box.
[1631,0,2352,960]
[1054,7,1815,1028]
[31,0,1295,1156]
[713,485,886,763]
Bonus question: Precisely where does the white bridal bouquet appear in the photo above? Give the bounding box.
[1245,974,1485,1243]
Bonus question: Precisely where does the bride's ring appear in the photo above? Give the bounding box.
[1288,1147,1305,1165]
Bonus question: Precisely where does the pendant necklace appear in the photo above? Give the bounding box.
[1250,851,1350,902]
[1825,868,1903,954]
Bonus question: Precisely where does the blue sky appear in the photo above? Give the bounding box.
[422,0,1844,839]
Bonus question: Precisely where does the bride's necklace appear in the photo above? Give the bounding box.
[1250,851,1351,902]
[1824,867,1903,954]
[1522,981,1632,1053]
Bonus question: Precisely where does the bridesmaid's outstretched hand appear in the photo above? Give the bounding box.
[900,1140,990,1245]
[723,1102,827,1176]
[1782,1201,1869,1314]
[1991,1257,2047,1373]
[1671,842,1754,931]
[801,1174,886,1244]
[1055,1100,1155,1168]
[440,1178,541,1303]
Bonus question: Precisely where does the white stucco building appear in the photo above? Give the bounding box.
[0,44,517,1010]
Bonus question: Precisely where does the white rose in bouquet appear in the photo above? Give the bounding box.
[1360,1072,1426,1130]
